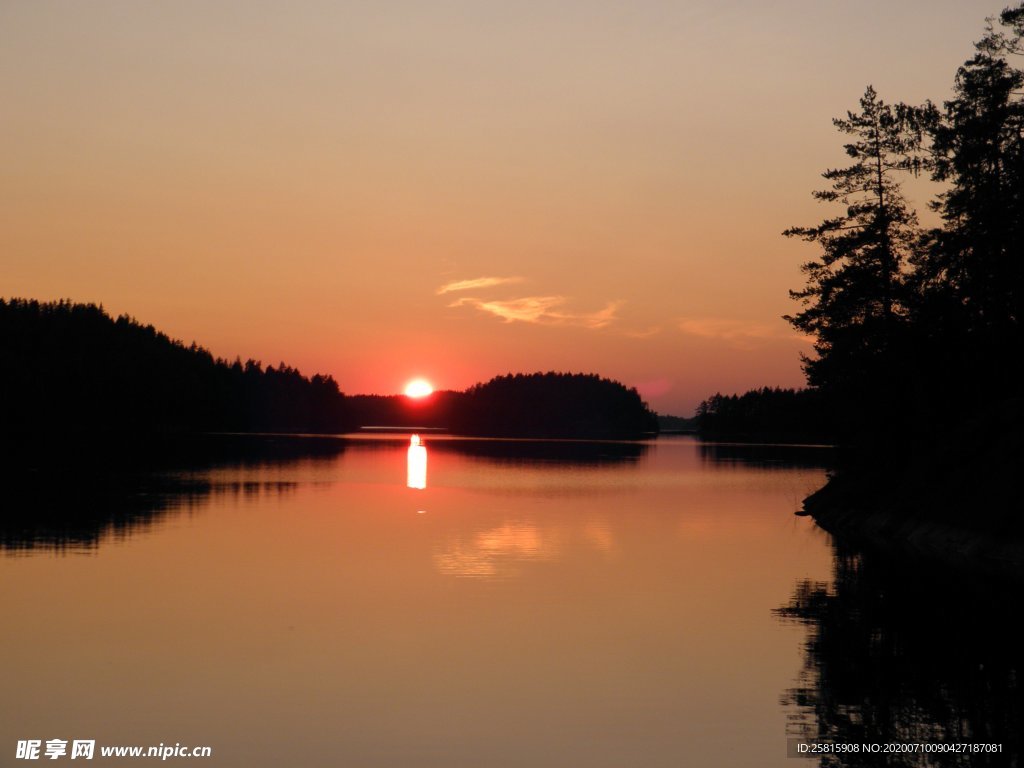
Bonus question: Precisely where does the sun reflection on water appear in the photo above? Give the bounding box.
[406,434,427,490]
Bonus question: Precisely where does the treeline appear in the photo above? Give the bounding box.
[449,372,658,439]
[656,413,697,433]
[347,391,463,430]
[703,5,1023,448]
[346,373,657,438]
[0,299,352,448]
[1,300,657,449]
[782,4,1023,444]
[696,388,832,443]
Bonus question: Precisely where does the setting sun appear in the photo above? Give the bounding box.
[404,378,434,398]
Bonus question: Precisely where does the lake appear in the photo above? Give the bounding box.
[2,435,1019,766]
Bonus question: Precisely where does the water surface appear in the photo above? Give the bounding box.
[2,435,843,766]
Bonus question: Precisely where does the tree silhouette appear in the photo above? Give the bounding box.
[784,86,924,432]
[909,9,1024,409]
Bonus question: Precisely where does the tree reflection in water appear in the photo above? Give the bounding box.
[777,543,1023,767]
[1,434,345,553]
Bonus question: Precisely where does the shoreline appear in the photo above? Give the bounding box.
[804,468,1024,582]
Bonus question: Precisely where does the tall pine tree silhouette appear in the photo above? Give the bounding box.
[784,86,924,432]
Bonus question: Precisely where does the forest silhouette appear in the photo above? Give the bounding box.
[0,298,658,465]
[0,298,351,450]
[781,5,1022,443]
[696,388,832,443]
[699,5,1022,533]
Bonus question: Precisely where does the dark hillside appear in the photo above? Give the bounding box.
[0,298,352,456]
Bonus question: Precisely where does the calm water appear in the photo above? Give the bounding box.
[1,436,1019,766]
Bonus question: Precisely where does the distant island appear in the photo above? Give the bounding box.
[0,298,659,462]
[450,372,658,439]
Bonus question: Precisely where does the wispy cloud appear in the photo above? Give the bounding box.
[450,296,622,329]
[620,325,662,339]
[436,276,523,295]
[677,317,812,347]
[678,317,776,340]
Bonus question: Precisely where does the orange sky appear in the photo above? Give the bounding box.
[0,1,999,414]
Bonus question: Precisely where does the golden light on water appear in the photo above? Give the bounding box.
[404,379,433,398]
[433,523,556,578]
[406,434,427,490]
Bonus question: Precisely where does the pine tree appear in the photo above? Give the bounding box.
[918,8,1023,341]
[783,86,924,417]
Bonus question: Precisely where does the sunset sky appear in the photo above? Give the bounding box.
[1,0,999,414]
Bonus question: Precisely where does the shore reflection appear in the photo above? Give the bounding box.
[1,435,345,553]
[776,543,1023,765]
